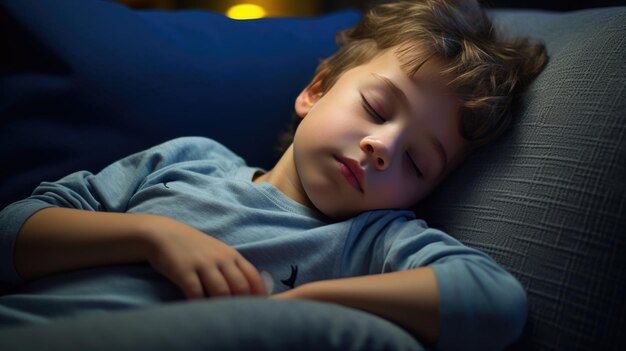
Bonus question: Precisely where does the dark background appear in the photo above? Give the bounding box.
[118,0,626,15]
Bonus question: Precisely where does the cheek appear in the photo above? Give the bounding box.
[369,172,424,209]
[308,95,365,133]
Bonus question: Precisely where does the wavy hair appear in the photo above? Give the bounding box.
[279,0,547,152]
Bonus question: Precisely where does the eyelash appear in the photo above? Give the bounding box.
[407,154,424,178]
[360,94,423,178]
[360,93,386,123]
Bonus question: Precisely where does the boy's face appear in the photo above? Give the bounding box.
[290,48,466,219]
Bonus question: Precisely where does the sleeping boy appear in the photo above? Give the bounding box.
[0,0,547,349]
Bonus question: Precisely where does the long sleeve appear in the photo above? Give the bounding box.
[340,210,527,351]
[0,137,241,284]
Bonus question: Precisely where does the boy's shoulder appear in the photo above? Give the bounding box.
[146,136,245,165]
[113,136,248,176]
[349,209,430,236]
[155,136,231,152]
[349,209,466,247]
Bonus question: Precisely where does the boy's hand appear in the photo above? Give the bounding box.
[140,215,267,300]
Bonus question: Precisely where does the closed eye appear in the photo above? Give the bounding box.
[407,153,423,178]
[362,93,422,178]
[361,93,386,123]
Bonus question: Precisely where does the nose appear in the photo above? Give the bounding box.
[360,133,401,171]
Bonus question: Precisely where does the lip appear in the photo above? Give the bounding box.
[334,156,364,193]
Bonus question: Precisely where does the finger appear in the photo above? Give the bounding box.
[178,273,205,300]
[218,262,252,296]
[198,266,232,297]
[236,258,267,296]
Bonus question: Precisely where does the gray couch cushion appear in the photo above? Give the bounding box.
[0,297,425,351]
[418,7,626,350]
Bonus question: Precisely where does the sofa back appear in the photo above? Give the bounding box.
[417,7,626,350]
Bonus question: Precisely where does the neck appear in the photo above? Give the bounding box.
[253,144,316,210]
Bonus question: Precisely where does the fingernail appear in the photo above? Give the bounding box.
[260,270,274,294]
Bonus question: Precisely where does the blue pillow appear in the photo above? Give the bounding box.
[0,0,360,208]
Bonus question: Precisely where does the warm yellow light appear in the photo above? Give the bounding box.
[226,4,266,20]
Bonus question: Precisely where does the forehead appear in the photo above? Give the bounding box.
[375,48,451,94]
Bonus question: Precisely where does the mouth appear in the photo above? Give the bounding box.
[334,156,364,193]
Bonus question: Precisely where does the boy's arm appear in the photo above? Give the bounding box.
[274,260,526,350]
[14,207,267,298]
[272,267,440,346]
[271,214,527,351]
[14,207,152,281]
[1,137,264,296]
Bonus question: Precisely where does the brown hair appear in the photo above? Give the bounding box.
[278,0,547,153]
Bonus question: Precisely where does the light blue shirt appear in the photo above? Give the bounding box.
[0,137,527,350]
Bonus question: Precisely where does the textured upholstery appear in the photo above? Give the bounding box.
[417,8,626,350]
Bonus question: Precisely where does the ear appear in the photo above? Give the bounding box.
[294,69,328,118]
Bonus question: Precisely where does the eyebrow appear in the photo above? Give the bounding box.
[371,73,448,179]
[371,73,410,112]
